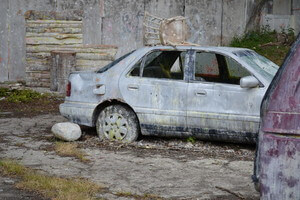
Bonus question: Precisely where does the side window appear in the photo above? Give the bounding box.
[129,60,142,76]
[142,51,185,80]
[225,57,251,79]
[194,52,251,85]
[194,52,219,81]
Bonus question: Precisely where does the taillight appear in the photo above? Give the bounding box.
[66,81,71,97]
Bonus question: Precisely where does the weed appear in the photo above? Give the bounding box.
[0,88,48,103]
[0,88,10,97]
[116,191,164,200]
[116,191,133,196]
[54,142,90,163]
[0,159,104,200]
[0,159,27,176]
[187,136,196,144]
[230,26,295,65]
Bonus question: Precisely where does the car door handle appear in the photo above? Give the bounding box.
[128,85,139,90]
[195,90,207,96]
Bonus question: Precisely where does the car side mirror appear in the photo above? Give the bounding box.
[240,76,259,88]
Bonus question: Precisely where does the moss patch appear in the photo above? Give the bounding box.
[0,88,47,103]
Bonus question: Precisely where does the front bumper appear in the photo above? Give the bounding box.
[59,101,98,127]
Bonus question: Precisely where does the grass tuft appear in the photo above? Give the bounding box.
[54,142,90,163]
[0,159,27,176]
[0,159,104,200]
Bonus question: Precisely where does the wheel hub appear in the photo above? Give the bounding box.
[104,113,128,140]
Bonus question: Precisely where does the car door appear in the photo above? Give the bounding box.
[119,49,189,135]
[186,50,266,142]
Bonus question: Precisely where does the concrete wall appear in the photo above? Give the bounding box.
[222,0,248,45]
[0,0,9,82]
[185,0,222,46]
[102,0,144,56]
[273,0,291,15]
[0,0,286,83]
[292,0,300,35]
[261,0,300,34]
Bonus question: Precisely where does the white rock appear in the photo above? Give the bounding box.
[51,122,81,141]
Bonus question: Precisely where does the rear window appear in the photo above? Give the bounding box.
[97,50,135,73]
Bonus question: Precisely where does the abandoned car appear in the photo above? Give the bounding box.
[252,34,300,199]
[59,46,279,143]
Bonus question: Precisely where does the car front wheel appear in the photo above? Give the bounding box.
[96,104,139,142]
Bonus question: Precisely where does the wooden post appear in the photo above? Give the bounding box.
[50,50,76,94]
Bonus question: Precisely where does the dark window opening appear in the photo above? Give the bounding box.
[142,51,186,80]
[194,52,251,85]
[130,60,142,76]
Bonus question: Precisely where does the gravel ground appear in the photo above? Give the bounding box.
[0,112,259,200]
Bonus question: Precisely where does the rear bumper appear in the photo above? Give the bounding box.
[59,101,98,127]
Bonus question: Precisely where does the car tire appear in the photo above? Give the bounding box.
[96,104,139,142]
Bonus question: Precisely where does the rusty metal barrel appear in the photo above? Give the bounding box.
[50,50,76,94]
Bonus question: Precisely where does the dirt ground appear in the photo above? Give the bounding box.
[0,175,48,200]
[0,96,259,200]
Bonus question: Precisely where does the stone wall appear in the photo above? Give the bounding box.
[24,10,117,88]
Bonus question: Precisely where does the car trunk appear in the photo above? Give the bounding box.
[66,71,99,103]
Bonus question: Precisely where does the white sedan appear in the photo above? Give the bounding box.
[60,45,278,143]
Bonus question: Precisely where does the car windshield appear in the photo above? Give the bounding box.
[97,50,135,73]
[234,50,279,81]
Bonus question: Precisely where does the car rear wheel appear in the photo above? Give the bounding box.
[96,105,139,142]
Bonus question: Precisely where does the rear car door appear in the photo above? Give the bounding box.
[119,49,189,135]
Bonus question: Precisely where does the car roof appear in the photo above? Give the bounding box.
[135,45,251,55]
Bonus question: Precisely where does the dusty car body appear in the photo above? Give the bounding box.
[59,45,278,143]
[253,34,300,199]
